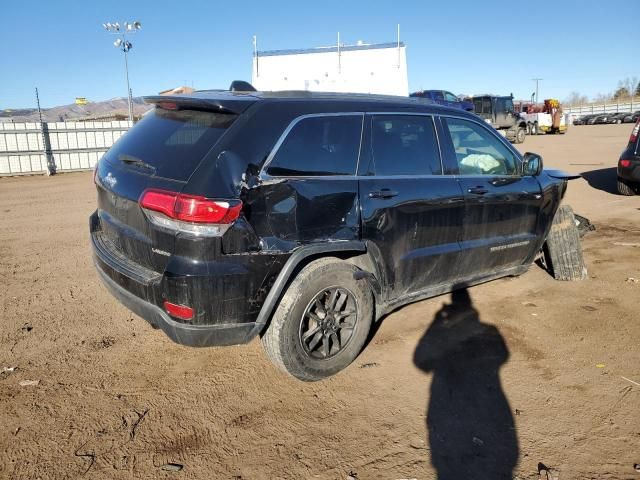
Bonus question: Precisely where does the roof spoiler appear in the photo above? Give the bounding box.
[229,80,256,92]
[143,94,255,115]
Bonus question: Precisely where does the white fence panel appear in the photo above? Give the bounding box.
[0,120,132,175]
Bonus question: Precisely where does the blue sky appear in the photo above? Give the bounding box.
[1,0,638,109]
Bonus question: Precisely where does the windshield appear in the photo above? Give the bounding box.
[103,107,237,181]
[496,97,514,114]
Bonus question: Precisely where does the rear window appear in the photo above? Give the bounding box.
[104,107,236,181]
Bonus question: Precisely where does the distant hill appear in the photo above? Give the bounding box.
[0,97,152,123]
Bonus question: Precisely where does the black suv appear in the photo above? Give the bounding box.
[617,119,640,195]
[91,88,584,381]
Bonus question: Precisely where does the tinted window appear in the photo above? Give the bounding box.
[444,92,459,102]
[104,108,236,181]
[267,115,362,176]
[371,115,442,176]
[496,97,514,113]
[482,98,492,114]
[434,91,445,101]
[443,117,518,176]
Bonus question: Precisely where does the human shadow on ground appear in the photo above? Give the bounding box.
[413,288,518,480]
[580,167,618,194]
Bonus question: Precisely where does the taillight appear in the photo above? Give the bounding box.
[140,189,241,236]
[619,159,631,168]
[630,120,640,144]
[163,300,193,321]
[157,101,178,110]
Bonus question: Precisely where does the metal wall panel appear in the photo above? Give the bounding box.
[0,120,131,175]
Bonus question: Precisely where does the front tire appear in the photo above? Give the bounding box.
[617,178,636,196]
[261,257,373,381]
[543,205,587,281]
[515,127,526,144]
[532,122,539,135]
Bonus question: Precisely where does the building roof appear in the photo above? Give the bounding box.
[255,41,405,57]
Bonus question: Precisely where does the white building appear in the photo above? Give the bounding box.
[252,41,408,97]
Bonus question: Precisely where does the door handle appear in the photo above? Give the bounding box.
[368,189,399,199]
[467,186,489,195]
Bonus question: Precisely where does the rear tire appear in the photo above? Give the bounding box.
[543,205,588,281]
[617,178,636,196]
[261,257,373,381]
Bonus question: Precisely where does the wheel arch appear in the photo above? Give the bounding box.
[254,241,384,335]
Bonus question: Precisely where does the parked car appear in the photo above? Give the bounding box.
[574,114,598,125]
[91,86,586,381]
[608,112,629,124]
[623,111,640,123]
[617,119,640,195]
[591,114,611,125]
[410,90,474,111]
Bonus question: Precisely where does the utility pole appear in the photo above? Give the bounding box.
[253,35,259,78]
[337,32,341,74]
[35,88,54,175]
[532,78,543,103]
[397,24,401,69]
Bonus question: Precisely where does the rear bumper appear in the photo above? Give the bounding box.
[95,265,261,347]
[618,159,640,183]
[89,211,267,347]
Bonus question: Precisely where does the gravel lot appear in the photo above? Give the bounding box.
[1,124,639,479]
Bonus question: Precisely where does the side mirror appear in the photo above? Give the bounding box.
[522,152,543,176]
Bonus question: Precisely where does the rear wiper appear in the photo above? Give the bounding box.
[118,154,156,173]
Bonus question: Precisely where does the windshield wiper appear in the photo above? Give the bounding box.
[118,154,156,173]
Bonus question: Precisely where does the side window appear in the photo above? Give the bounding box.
[370,115,442,176]
[434,91,445,101]
[443,117,518,176]
[444,92,459,102]
[473,98,483,112]
[482,98,492,114]
[266,115,362,176]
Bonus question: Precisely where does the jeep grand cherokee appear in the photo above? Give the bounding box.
[91,88,585,381]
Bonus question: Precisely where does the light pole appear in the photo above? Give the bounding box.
[532,78,543,103]
[103,21,142,123]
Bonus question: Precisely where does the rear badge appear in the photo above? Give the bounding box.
[152,248,170,257]
[104,172,117,189]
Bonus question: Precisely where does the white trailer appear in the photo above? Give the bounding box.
[251,41,408,97]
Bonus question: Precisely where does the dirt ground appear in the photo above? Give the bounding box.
[1,124,639,480]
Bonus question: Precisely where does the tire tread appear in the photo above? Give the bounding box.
[544,205,588,281]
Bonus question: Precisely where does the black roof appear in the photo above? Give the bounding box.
[143,90,473,117]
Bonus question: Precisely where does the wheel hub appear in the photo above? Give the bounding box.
[299,287,357,360]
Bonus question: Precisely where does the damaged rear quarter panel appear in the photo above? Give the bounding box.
[245,178,360,251]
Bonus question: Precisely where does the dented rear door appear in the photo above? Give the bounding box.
[359,114,465,300]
